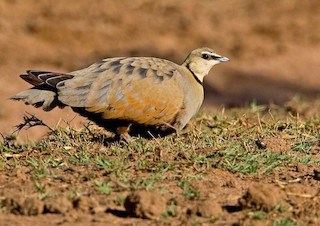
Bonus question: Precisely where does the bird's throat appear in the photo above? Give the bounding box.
[185,63,203,86]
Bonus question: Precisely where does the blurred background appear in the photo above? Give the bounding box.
[1,0,320,140]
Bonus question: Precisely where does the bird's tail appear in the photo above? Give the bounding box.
[11,70,74,111]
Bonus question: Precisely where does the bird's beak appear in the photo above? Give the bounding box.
[218,56,229,62]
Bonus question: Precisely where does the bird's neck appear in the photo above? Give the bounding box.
[183,62,207,85]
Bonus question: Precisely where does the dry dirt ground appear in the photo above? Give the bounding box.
[0,0,320,225]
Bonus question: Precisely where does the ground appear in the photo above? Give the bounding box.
[0,0,319,225]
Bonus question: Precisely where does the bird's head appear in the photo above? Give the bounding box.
[183,47,229,83]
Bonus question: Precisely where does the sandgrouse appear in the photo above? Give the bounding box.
[12,47,229,138]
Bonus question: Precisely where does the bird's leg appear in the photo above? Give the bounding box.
[116,124,132,143]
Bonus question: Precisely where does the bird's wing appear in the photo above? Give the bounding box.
[58,57,185,125]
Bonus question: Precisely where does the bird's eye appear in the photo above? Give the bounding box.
[202,54,210,60]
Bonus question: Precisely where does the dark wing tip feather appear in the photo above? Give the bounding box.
[20,73,43,86]
[19,70,54,86]
[19,70,74,87]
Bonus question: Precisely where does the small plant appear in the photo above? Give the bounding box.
[248,210,267,220]
[164,205,178,218]
[272,218,296,226]
[32,178,45,193]
[95,180,112,195]
[179,179,200,200]
[114,194,126,206]
[96,157,114,170]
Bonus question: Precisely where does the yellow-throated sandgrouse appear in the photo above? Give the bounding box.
[12,47,229,137]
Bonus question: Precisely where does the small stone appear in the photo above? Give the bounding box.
[313,169,320,180]
[124,191,167,220]
[44,197,73,214]
[239,183,287,211]
[73,196,99,213]
[21,197,44,215]
[194,199,223,218]
[3,195,44,215]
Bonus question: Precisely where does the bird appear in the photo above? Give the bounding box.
[11,47,229,139]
